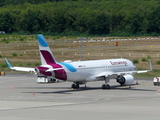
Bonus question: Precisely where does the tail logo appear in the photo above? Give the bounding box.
[37,34,48,47]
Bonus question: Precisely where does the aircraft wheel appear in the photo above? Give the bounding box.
[102,84,106,89]
[106,84,110,89]
[102,84,110,89]
[76,84,79,89]
[71,84,76,89]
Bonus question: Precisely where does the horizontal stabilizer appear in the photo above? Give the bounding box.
[46,68,64,72]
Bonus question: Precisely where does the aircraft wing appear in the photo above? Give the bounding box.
[5,58,35,72]
[8,67,35,72]
[134,59,153,74]
[95,71,133,79]
[94,70,150,80]
[87,59,153,80]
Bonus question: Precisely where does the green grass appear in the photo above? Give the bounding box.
[1,34,160,79]
[134,69,160,79]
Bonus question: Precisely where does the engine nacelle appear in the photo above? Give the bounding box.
[117,75,134,85]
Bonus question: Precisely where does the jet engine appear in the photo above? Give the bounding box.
[116,75,134,85]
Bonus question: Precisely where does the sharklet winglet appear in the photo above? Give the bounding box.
[4,58,13,68]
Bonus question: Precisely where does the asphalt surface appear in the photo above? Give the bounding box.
[0,73,160,120]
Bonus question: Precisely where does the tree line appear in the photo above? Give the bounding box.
[0,0,160,36]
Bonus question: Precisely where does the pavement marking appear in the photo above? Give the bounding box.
[0,101,75,111]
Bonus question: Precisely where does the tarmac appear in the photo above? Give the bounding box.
[0,73,160,120]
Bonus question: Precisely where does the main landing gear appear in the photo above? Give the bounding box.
[102,77,110,90]
[71,78,111,90]
[71,82,79,89]
[102,84,110,89]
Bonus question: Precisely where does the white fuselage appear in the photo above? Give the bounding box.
[59,58,136,82]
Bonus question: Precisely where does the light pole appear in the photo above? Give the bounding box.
[77,37,87,61]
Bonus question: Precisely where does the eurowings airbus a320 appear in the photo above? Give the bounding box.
[5,34,153,89]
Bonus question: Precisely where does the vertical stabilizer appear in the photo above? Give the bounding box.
[37,34,57,65]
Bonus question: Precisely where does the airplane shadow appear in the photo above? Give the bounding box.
[18,84,156,95]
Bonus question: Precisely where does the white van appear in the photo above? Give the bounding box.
[37,75,57,83]
[153,77,160,86]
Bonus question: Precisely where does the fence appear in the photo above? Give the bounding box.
[1,38,160,70]
[68,37,160,48]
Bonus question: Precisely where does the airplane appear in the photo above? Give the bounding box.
[5,34,153,89]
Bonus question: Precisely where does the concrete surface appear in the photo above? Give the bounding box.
[0,73,160,120]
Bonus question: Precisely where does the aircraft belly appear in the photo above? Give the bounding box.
[66,71,90,81]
